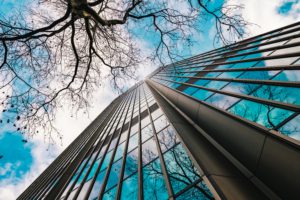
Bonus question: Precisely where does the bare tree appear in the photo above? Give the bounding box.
[0,0,249,143]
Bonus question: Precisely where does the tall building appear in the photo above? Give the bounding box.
[19,22,300,200]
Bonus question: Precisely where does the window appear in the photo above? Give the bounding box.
[163,144,200,194]
[121,173,138,200]
[278,115,300,141]
[141,124,153,143]
[143,158,169,200]
[153,115,169,133]
[142,138,158,165]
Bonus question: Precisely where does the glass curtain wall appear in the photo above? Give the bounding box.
[151,22,300,142]
[57,83,215,200]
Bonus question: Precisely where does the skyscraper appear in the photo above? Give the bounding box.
[19,22,300,200]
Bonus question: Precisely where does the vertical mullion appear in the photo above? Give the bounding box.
[32,102,118,199]
[62,97,126,199]
[24,115,103,199]
[141,84,175,199]
[137,85,143,200]
[115,87,138,199]
[45,99,126,200]
[81,91,132,199]
[72,93,130,199]
[97,90,135,199]
[60,113,118,199]
[32,129,92,199]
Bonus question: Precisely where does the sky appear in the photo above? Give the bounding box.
[0,0,300,199]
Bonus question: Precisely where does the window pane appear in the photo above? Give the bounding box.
[77,180,92,199]
[121,173,138,200]
[157,126,180,153]
[127,133,138,152]
[205,80,228,90]
[151,108,163,120]
[108,137,118,152]
[153,115,169,133]
[218,71,242,78]
[143,158,169,200]
[100,151,113,171]
[233,60,257,68]
[88,170,106,200]
[130,123,139,135]
[163,144,201,194]
[239,70,279,80]
[142,138,159,165]
[76,158,97,186]
[205,93,239,110]
[102,186,117,200]
[183,86,198,95]
[119,132,129,144]
[124,148,138,178]
[87,159,101,180]
[278,115,300,141]
[176,181,213,200]
[105,159,123,191]
[221,82,259,95]
[141,116,151,128]
[253,85,300,105]
[67,188,77,200]
[229,99,294,129]
[114,142,125,162]
[258,57,298,66]
[141,124,154,143]
[192,89,214,101]
[194,78,213,86]
[64,157,89,195]
[274,70,300,82]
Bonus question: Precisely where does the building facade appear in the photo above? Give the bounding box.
[18,22,300,200]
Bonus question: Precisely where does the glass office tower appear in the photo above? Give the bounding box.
[19,22,300,200]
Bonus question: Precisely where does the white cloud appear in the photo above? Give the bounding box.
[226,0,300,36]
[0,135,58,200]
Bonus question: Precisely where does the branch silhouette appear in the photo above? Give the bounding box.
[0,0,249,142]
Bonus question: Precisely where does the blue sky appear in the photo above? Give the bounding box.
[0,0,300,199]
[277,0,299,15]
[0,0,35,196]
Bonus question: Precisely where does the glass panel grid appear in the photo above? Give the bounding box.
[151,27,300,142]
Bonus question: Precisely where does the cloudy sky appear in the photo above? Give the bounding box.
[0,0,299,199]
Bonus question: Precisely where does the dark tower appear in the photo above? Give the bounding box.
[19,22,300,200]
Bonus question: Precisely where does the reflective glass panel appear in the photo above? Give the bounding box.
[157,126,180,153]
[183,86,199,95]
[102,186,117,200]
[121,173,138,200]
[127,133,138,152]
[176,181,213,200]
[153,115,169,133]
[142,138,159,165]
[124,148,138,178]
[229,99,294,128]
[151,108,163,120]
[100,151,113,171]
[88,170,106,200]
[192,89,214,101]
[278,115,300,141]
[114,142,125,162]
[141,124,154,143]
[105,159,123,191]
[143,158,169,200]
[205,93,239,109]
[163,144,201,194]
